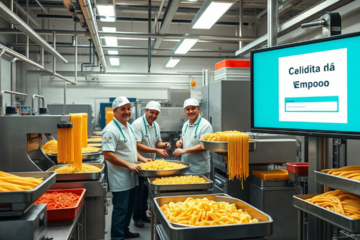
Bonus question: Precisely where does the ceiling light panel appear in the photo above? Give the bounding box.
[191,0,234,29]
[174,38,198,54]
[108,50,118,55]
[165,58,180,68]
[97,5,115,22]
[110,57,120,66]
[102,27,116,32]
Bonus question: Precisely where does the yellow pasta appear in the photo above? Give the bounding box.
[43,140,100,154]
[106,111,114,126]
[57,126,74,164]
[202,131,249,187]
[54,163,101,174]
[153,175,208,185]
[306,190,360,219]
[80,113,88,148]
[323,165,360,181]
[0,171,43,192]
[70,114,83,172]
[42,140,58,154]
[88,137,102,142]
[161,197,259,226]
[139,160,186,170]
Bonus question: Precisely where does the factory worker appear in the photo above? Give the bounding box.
[131,100,171,228]
[173,98,213,176]
[102,96,152,240]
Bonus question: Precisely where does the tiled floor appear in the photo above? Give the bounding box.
[105,195,152,240]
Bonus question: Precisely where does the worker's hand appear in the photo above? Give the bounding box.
[142,158,153,163]
[173,148,186,156]
[176,139,183,148]
[157,149,169,158]
[164,142,171,150]
[128,163,141,174]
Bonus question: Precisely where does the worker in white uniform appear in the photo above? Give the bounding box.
[102,96,152,240]
[131,101,171,228]
[173,98,213,176]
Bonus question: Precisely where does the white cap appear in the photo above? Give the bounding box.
[145,101,161,112]
[112,96,133,110]
[183,98,199,108]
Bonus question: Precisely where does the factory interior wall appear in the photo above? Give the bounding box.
[1,1,360,125]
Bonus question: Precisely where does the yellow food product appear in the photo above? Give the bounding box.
[43,140,100,154]
[324,165,360,181]
[57,126,74,164]
[153,175,208,185]
[88,137,102,142]
[202,131,249,187]
[161,197,259,226]
[88,143,102,148]
[54,163,101,174]
[106,111,114,126]
[70,114,83,172]
[82,147,101,153]
[80,113,88,148]
[0,171,43,192]
[306,190,360,219]
[139,160,186,170]
[42,140,58,154]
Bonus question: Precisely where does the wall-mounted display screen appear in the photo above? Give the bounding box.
[251,32,360,138]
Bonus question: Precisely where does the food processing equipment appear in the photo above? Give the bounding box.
[0,114,70,172]
[201,80,301,240]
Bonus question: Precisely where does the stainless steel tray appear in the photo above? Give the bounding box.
[315,170,360,196]
[153,194,273,240]
[87,137,102,143]
[47,163,104,181]
[138,161,190,178]
[200,140,257,153]
[0,171,56,217]
[147,175,213,191]
[47,151,102,162]
[92,131,102,136]
[294,194,360,233]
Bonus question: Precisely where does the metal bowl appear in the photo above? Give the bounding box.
[200,140,257,153]
[138,161,190,178]
[47,151,102,162]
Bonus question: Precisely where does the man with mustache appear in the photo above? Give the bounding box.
[131,101,171,228]
[173,98,213,177]
[102,96,152,240]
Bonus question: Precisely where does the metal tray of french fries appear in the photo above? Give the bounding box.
[153,194,273,240]
[200,139,257,153]
[315,170,360,197]
[47,163,104,182]
[47,151,102,162]
[147,175,213,191]
[138,161,190,178]
[0,171,56,217]
[294,194,360,233]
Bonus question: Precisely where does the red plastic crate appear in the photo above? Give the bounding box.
[36,188,86,223]
[215,59,250,70]
[286,163,309,174]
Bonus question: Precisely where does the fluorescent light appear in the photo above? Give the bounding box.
[174,37,198,54]
[97,5,115,22]
[165,58,180,68]
[110,57,120,66]
[108,50,118,55]
[191,0,234,29]
[102,27,116,32]
[104,37,117,46]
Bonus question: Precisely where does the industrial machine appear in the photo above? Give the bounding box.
[0,92,107,239]
[47,104,94,136]
[202,80,300,240]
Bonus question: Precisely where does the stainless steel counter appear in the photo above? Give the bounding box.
[47,202,86,240]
